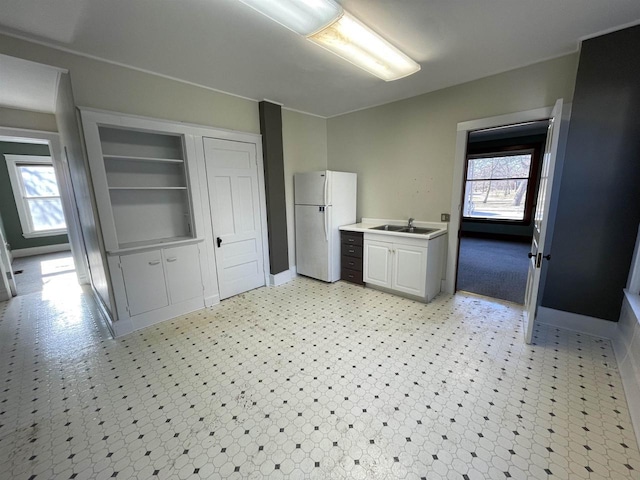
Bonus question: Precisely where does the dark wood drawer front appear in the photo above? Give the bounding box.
[342,244,362,258]
[341,255,362,272]
[341,268,364,285]
[341,231,363,246]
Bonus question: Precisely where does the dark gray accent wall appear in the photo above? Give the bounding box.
[259,101,289,275]
[542,25,640,321]
[0,141,69,250]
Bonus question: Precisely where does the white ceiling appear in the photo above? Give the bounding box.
[0,54,62,113]
[1,0,640,117]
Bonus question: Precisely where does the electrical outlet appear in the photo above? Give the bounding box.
[441,213,450,222]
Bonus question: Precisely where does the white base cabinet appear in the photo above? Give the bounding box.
[109,242,206,332]
[363,232,446,302]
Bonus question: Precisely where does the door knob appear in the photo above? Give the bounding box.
[543,254,551,261]
[527,252,534,258]
[217,237,222,248]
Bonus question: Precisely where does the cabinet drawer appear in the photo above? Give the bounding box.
[341,255,362,272]
[341,268,364,285]
[341,231,363,247]
[342,244,363,258]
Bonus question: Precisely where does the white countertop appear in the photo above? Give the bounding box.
[340,218,448,240]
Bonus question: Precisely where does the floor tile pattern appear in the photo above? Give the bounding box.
[0,277,638,479]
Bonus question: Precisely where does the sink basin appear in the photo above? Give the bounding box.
[399,227,437,235]
[371,224,405,231]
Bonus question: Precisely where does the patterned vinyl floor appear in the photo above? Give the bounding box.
[0,276,638,479]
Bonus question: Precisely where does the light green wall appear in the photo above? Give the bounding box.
[0,141,69,250]
[0,107,57,132]
[282,109,328,267]
[0,33,260,134]
[327,54,580,222]
[0,33,329,273]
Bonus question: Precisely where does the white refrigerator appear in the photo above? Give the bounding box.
[295,170,357,282]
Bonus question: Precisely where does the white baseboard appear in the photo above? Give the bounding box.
[269,266,297,286]
[537,304,640,447]
[204,294,220,308]
[537,306,617,339]
[11,243,71,258]
[615,292,640,447]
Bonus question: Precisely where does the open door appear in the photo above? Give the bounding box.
[523,99,564,343]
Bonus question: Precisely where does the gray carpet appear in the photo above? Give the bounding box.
[457,237,530,304]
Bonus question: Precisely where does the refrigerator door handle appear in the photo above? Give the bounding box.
[323,207,328,242]
[323,173,328,206]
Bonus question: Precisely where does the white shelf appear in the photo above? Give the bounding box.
[103,154,184,163]
[108,236,203,254]
[108,186,187,190]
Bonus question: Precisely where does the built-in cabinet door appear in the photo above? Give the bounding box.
[164,244,202,304]
[120,250,169,316]
[392,243,427,297]
[364,240,392,288]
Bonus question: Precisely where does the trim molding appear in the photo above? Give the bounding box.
[11,243,71,258]
[537,306,617,339]
[269,266,297,287]
[537,305,640,447]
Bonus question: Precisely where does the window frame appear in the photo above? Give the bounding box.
[462,143,542,225]
[5,155,68,238]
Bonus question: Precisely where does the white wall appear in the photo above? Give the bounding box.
[327,54,580,222]
[0,106,57,132]
[55,73,113,312]
[282,109,328,268]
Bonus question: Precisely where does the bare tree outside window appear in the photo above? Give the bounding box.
[463,152,533,221]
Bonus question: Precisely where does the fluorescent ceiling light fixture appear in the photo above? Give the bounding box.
[238,0,421,81]
[308,11,421,81]
[238,0,343,36]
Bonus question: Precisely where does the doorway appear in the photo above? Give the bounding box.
[0,139,78,296]
[456,121,549,303]
[446,106,556,296]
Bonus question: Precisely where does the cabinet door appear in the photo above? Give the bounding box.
[363,240,392,288]
[163,244,202,304]
[120,250,169,316]
[392,243,427,297]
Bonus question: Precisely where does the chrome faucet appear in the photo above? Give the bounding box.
[408,217,415,228]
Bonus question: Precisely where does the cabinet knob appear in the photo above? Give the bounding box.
[166,257,177,262]
[148,260,161,266]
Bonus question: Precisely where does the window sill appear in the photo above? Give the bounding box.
[23,230,68,239]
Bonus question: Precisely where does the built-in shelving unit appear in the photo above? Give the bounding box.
[82,112,200,253]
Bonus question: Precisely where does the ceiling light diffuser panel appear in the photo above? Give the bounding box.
[238,0,420,81]
[239,0,343,36]
[308,11,421,81]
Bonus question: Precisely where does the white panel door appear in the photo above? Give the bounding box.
[364,240,392,288]
[120,250,169,316]
[295,205,329,281]
[204,138,265,300]
[524,99,564,344]
[392,243,427,297]
[164,244,202,304]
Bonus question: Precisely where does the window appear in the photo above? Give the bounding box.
[5,155,67,238]
[462,150,536,222]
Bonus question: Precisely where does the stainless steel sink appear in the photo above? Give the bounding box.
[399,227,437,235]
[370,225,437,235]
[371,224,405,231]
